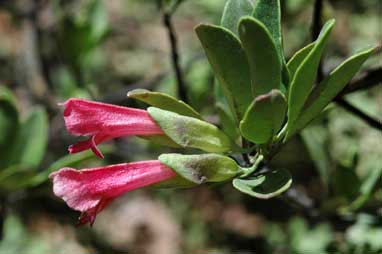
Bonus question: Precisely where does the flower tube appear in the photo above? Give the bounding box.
[63,99,164,158]
[50,160,176,226]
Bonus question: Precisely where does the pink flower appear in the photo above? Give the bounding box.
[63,99,164,158]
[49,160,176,226]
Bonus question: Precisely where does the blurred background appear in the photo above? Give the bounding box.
[0,0,381,253]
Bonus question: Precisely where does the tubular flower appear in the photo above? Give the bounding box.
[63,99,164,158]
[49,161,177,226]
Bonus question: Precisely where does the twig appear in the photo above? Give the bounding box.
[162,11,188,103]
[335,98,382,130]
[312,0,324,81]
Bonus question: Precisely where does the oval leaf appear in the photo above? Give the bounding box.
[195,24,253,120]
[240,90,287,144]
[286,46,375,139]
[233,169,292,199]
[253,0,289,85]
[239,17,282,96]
[127,88,201,119]
[148,107,233,153]
[221,0,253,34]
[253,0,283,61]
[287,19,335,127]
[159,153,240,184]
[0,87,19,150]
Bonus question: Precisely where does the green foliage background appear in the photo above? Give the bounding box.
[0,0,381,253]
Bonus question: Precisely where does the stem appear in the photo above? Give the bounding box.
[312,0,324,82]
[162,11,188,103]
[335,98,382,131]
[239,155,264,178]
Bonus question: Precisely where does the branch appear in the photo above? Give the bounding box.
[162,11,188,103]
[312,0,324,81]
[335,98,382,130]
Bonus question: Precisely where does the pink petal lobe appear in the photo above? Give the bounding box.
[49,161,176,226]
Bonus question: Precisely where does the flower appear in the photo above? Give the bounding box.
[49,160,176,226]
[63,99,164,158]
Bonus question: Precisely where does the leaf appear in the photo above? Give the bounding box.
[333,166,361,201]
[159,153,240,184]
[0,146,113,190]
[233,169,292,199]
[127,88,201,119]
[253,0,283,62]
[301,125,331,187]
[216,103,239,141]
[7,107,48,168]
[240,90,287,144]
[252,0,288,85]
[0,87,19,153]
[0,87,19,169]
[195,24,253,120]
[360,167,382,196]
[287,42,315,81]
[287,19,335,129]
[286,46,375,139]
[239,17,282,96]
[139,134,181,148]
[148,107,233,153]
[89,0,109,41]
[221,0,253,34]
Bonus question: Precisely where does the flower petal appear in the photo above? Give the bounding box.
[49,160,176,225]
[62,99,164,156]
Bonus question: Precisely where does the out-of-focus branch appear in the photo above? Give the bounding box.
[312,0,324,81]
[162,7,188,103]
[335,98,382,130]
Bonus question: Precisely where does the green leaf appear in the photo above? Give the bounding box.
[301,125,330,187]
[127,88,201,119]
[253,0,288,85]
[233,169,292,199]
[221,0,253,34]
[148,107,233,153]
[238,17,282,96]
[195,24,253,120]
[89,0,109,41]
[286,46,375,139]
[287,43,315,81]
[346,167,382,212]
[0,87,19,153]
[0,165,34,191]
[253,0,283,62]
[333,166,361,201]
[360,167,382,196]
[140,134,181,148]
[216,103,239,141]
[287,19,335,128]
[159,153,240,184]
[7,107,48,168]
[0,146,112,190]
[240,90,287,144]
